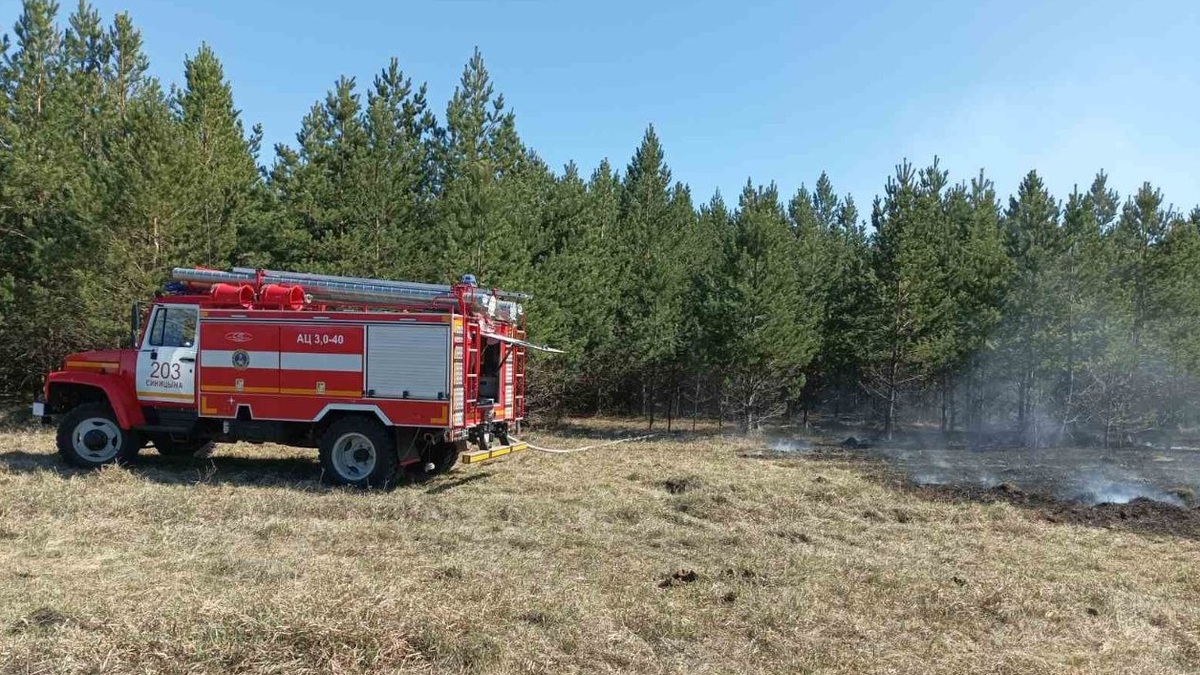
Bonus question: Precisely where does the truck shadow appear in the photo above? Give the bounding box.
[0,450,485,492]
[0,449,321,488]
[423,471,492,494]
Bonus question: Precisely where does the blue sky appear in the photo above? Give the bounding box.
[6,0,1198,214]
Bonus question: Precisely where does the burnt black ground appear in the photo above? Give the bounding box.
[867,443,1200,506]
[757,430,1200,540]
[766,431,1200,506]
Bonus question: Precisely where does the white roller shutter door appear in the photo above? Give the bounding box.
[366,323,449,400]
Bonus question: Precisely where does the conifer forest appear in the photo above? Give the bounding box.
[2,2,1198,446]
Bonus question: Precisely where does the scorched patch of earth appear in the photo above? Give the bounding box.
[759,433,1200,539]
[865,443,1200,506]
[909,482,1200,539]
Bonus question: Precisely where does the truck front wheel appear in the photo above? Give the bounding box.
[318,417,398,489]
[57,403,142,468]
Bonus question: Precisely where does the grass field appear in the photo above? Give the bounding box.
[1,419,1198,674]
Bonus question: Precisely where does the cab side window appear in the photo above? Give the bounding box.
[148,308,197,348]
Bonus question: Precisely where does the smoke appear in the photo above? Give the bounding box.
[1068,471,1187,507]
[767,438,812,453]
[876,446,1003,491]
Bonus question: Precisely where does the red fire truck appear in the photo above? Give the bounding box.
[31,267,557,488]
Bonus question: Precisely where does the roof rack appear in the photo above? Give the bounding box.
[169,267,528,320]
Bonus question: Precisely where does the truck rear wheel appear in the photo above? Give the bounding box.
[424,441,461,476]
[56,402,142,468]
[407,439,461,480]
[318,417,397,489]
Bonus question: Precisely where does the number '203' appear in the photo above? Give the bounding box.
[149,361,181,380]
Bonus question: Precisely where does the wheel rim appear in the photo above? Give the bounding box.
[72,417,122,463]
[331,432,377,480]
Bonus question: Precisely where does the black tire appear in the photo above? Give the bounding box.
[56,402,142,468]
[494,426,511,446]
[150,435,208,458]
[318,416,398,489]
[430,441,462,475]
[412,440,461,479]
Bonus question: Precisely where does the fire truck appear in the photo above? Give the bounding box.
[31,267,558,488]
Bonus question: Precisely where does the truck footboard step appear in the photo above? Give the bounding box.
[461,442,528,465]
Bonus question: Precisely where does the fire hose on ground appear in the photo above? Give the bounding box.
[511,433,659,454]
[462,433,658,464]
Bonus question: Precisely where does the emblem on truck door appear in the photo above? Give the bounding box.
[225,331,253,343]
[231,350,250,370]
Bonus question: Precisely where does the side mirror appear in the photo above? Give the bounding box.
[130,302,142,349]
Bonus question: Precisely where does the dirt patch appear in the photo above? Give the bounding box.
[719,567,766,584]
[861,509,886,522]
[661,476,703,494]
[517,610,552,625]
[8,607,93,633]
[658,569,699,588]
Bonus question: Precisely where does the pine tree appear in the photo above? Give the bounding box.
[0,0,110,391]
[613,126,689,423]
[104,79,190,297]
[1114,183,1173,343]
[998,170,1061,445]
[106,12,146,116]
[1051,174,1115,440]
[267,77,365,272]
[821,195,873,419]
[724,181,820,431]
[577,159,626,411]
[436,48,529,285]
[681,192,737,426]
[1092,183,1178,441]
[786,182,826,424]
[61,1,110,163]
[789,172,872,425]
[172,43,260,267]
[267,61,439,278]
[865,160,959,438]
[355,58,438,278]
[956,172,1011,435]
[1148,207,1200,428]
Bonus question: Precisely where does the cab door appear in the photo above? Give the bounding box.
[136,305,199,406]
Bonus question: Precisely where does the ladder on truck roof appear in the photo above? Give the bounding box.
[171,267,529,320]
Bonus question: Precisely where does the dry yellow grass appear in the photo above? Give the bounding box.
[0,419,1198,674]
